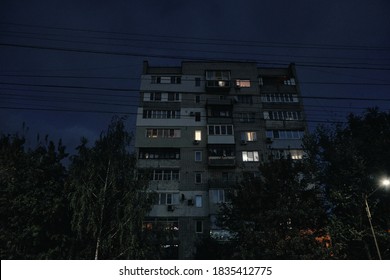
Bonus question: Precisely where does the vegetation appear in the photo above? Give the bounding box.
[304,108,390,259]
[67,117,154,259]
[209,159,331,259]
[0,132,71,259]
[197,108,390,260]
[1,109,390,259]
[0,118,154,259]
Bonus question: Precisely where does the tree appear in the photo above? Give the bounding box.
[305,108,390,259]
[218,159,330,259]
[0,133,71,259]
[67,117,154,259]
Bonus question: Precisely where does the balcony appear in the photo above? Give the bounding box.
[208,156,236,167]
[206,98,232,106]
[205,80,232,92]
[206,100,233,124]
[208,179,236,188]
[207,135,235,144]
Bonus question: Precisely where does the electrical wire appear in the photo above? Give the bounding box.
[1,21,389,51]
[1,41,390,71]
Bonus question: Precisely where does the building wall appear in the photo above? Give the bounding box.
[135,60,307,259]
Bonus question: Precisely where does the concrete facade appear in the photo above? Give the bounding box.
[135,61,307,259]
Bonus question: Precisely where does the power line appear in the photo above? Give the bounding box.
[1,42,390,71]
[1,21,389,51]
[0,105,131,115]
[1,81,390,102]
[1,73,390,86]
[2,30,389,65]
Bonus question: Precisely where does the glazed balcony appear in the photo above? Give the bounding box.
[208,156,236,167]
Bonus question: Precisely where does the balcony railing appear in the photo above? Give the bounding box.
[206,98,233,106]
[205,80,231,92]
[208,179,237,188]
[208,156,236,167]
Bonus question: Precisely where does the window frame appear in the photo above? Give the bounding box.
[235,79,251,88]
[194,130,202,141]
[195,151,202,162]
[195,195,203,208]
[195,220,203,233]
[195,172,202,184]
[242,151,260,162]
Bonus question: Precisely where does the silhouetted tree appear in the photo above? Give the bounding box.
[67,117,154,259]
[304,108,390,259]
[218,159,330,259]
[0,133,71,259]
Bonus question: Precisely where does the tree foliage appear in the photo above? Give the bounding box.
[0,133,71,259]
[67,117,154,259]
[219,159,330,259]
[305,108,390,259]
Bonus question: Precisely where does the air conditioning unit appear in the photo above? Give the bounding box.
[240,140,247,145]
[190,112,195,116]
[167,205,175,212]
[193,140,200,145]
[188,199,194,206]
[266,137,273,144]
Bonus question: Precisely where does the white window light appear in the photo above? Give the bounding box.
[242,151,259,162]
[195,130,202,141]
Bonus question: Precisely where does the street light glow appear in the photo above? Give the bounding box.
[380,178,390,188]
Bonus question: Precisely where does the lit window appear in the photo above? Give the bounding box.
[242,151,259,162]
[195,130,202,141]
[236,79,251,88]
[291,150,303,160]
[241,131,257,142]
[247,132,257,141]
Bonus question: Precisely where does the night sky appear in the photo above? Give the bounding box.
[1,0,389,152]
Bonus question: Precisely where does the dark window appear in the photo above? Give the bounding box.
[195,173,202,184]
[195,112,201,122]
[196,221,203,233]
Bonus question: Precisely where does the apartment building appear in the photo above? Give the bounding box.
[135,61,307,259]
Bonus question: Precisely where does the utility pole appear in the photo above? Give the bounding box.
[364,194,382,260]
